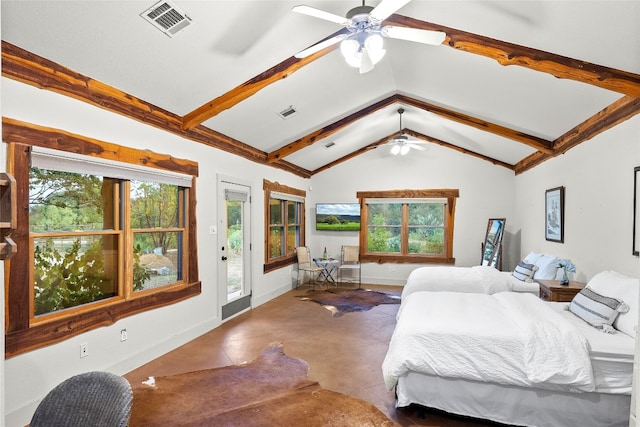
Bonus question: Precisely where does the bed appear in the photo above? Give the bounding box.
[403,265,539,297]
[403,252,565,297]
[383,271,639,427]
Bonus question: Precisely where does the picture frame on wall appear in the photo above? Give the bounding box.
[545,186,564,243]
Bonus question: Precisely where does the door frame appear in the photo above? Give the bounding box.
[216,174,252,321]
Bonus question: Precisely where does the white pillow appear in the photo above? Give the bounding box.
[587,271,639,337]
[569,287,627,332]
[532,255,559,280]
[512,261,537,282]
[523,251,542,265]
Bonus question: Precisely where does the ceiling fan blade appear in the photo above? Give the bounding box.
[370,0,412,22]
[292,5,350,26]
[408,143,426,151]
[381,26,446,45]
[294,34,347,58]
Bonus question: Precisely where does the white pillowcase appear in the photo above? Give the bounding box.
[512,261,537,282]
[523,251,542,265]
[532,255,559,280]
[569,287,627,332]
[586,271,639,337]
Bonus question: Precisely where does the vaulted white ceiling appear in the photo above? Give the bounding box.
[2,1,639,175]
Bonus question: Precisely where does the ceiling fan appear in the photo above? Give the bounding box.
[292,0,446,73]
[387,108,427,155]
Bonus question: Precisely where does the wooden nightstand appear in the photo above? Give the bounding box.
[537,280,586,302]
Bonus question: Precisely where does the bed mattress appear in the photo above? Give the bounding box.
[550,302,635,393]
[391,298,635,427]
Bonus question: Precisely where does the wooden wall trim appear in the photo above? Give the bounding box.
[1,41,311,178]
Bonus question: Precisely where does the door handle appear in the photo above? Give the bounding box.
[221,256,228,261]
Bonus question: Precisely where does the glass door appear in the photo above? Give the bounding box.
[218,177,251,320]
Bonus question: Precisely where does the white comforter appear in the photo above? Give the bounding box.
[382,292,595,393]
[402,265,514,299]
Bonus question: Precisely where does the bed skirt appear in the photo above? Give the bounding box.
[397,372,630,427]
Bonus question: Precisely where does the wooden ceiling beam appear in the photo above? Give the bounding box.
[384,15,640,98]
[403,129,514,170]
[312,134,393,175]
[181,29,348,130]
[515,95,640,174]
[1,41,312,178]
[267,95,400,162]
[270,93,552,163]
[397,95,554,154]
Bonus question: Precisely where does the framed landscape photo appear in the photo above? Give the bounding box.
[545,186,564,243]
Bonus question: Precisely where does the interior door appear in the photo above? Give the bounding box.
[218,177,251,321]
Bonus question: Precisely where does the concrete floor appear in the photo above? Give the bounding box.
[125,284,495,426]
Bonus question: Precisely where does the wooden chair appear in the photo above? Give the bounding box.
[337,245,361,288]
[295,246,324,289]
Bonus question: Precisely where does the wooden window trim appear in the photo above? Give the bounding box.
[263,179,305,273]
[3,118,201,358]
[357,189,458,264]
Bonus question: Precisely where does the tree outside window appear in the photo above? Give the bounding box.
[3,122,200,358]
[263,180,305,273]
[358,189,458,264]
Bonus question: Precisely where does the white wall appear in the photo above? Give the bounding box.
[515,116,640,282]
[309,141,517,284]
[1,78,309,426]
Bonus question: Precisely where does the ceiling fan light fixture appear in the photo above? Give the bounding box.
[390,144,401,155]
[400,145,410,155]
[340,32,384,71]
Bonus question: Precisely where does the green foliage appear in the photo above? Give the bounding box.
[228,224,242,252]
[29,169,104,232]
[130,181,179,254]
[34,238,108,315]
[316,221,360,231]
[133,244,151,291]
[368,213,398,253]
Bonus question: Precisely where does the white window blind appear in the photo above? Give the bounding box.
[225,189,248,202]
[270,191,305,203]
[365,198,447,204]
[31,146,193,187]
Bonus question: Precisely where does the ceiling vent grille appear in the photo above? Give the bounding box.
[277,106,298,119]
[141,1,193,37]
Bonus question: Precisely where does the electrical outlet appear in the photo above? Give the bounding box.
[80,342,89,358]
[120,329,128,342]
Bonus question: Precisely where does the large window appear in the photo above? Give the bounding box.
[4,121,200,357]
[357,189,459,264]
[263,180,305,272]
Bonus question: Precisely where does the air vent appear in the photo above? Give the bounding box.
[141,1,193,37]
[277,106,298,119]
[324,142,336,149]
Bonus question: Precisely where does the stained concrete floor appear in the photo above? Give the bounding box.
[125,284,496,426]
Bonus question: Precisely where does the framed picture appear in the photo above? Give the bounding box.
[633,167,640,256]
[545,186,564,243]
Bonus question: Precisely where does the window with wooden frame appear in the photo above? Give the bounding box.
[263,180,305,273]
[3,119,200,357]
[357,189,459,264]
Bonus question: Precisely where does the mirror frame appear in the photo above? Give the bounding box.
[481,218,506,269]
[633,166,640,256]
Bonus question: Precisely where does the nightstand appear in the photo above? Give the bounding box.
[537,280,586,302]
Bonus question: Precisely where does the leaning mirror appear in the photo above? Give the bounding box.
[633,166,639,256]
[481,218,506,269]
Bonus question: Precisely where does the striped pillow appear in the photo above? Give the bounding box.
[512,261,537,282]
[569,287,627,332]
